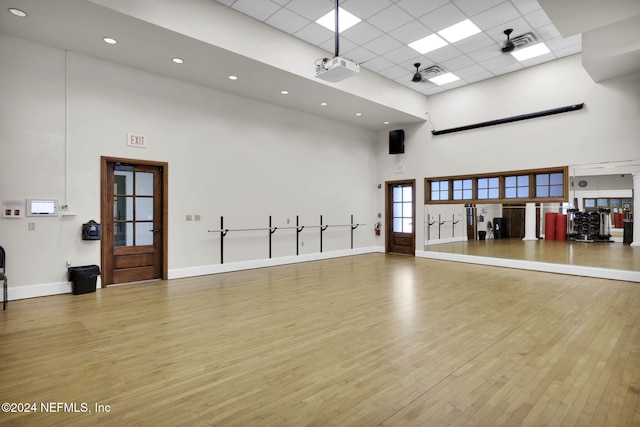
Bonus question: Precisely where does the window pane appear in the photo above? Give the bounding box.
[114,196,133,221]
[550,173,563,185]
[489,188,499,198]
[136,197,154,221]
[431,190,441,201]
[463,189,472,199]
[610,199,620,207]
[505,176,516,187]
[506,188,517,198]
[585,199,596,208]
[537,187,549,197]
[453,180,462,190]
[517,175,529,186]
[136,172,154,196]
[453,189,462,200]
[115,222,133,247]
[489,178,499,187]
[393,186,402,201]
[550,185,563,197]
[439,181,448,191]
[402,186,412,202]
[136,222,154,246]
[393,202,402,217]
[478,189,488,199]
[536,174,549,185]
[402,218,413,233]
[441,189,449,199]
[478,178,487,188]
[114,170,134,195]
[597,198,608,207]
[622,199,633,207]
[463,179,472,189]
[403,202,412,217]
[393,218,402,232]
[517,187,529,198]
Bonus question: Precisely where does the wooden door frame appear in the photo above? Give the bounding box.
[100,156,169,287]
[385,179,416,255]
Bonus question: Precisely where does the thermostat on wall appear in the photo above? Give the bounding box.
[26,199,58,217]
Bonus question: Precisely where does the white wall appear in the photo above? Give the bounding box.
[0,34,379,296]
[377,54,640,250]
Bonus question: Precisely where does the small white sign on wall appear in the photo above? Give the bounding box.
[127,133,147,148]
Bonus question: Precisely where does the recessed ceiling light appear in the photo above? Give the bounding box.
[8,8,27,17]
[316,7,361,32]
[355,112,362,116]
[408,34,448,54]
[280,90,289,95]
[437,19,481,43]
[172,57,184,64]
[383,121,390,125]
[320,102,328,106]
[511,43,551,61]
[428,72,460,86]
[103,37,118,45]
[228,75,238,80]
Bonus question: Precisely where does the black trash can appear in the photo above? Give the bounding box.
[68,265,100,295]
[478,231,487,240]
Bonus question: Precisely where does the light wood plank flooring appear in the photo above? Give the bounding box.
[425,238,640,271]
[1,254,640,426]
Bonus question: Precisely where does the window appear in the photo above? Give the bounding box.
[425,167,567,204]
[584,197,634,212]
[393,185,413,233]
[536,172,564,198]
[452,179,472,200]
[505,175,529,198]
[477,177,499,199]
[430,180,449,201]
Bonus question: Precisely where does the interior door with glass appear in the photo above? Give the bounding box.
[102,159,166,285]
[386,180,415,255]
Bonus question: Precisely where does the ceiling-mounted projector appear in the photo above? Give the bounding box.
[315,56,360,83]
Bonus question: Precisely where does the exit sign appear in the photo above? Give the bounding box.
[127,133,147,148]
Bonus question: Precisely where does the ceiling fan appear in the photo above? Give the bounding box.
[501,28,515,53]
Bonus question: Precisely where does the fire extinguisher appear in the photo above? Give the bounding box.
[374,222,381,236]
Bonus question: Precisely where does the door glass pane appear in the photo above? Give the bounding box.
[402,186,412,202]
[115,222,133,247]
[393,186,402,201]
[393,218,402,232]
[114,170,134,195]
[403,202,412,217]
[393,202,402,217]
[114,196,133,221]
[136,172,154,196]
[136,197,154,221]
[136,222,154,246]
[403,218,413,233]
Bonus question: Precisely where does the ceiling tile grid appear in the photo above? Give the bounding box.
[216,0,582,93]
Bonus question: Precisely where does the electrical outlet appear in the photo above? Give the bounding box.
[186,215,192,221]
[194,214,201,221]
[28,222,35,231]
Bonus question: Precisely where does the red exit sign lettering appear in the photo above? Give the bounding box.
[127,133,147,148]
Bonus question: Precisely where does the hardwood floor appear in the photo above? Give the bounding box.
[1,254,639,426]
[425,238,640,271]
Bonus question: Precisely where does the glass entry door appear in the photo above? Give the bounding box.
[101,159,166,286]
[386,180,415,255]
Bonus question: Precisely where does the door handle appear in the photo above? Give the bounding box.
[150,228,161,233]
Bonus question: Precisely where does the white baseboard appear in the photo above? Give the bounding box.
[425,236,468,246]
[169,247,380,279]
[5,248,380,302]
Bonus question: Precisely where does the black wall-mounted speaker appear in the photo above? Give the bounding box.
[389,129,405,154]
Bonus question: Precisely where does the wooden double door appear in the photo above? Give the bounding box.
[101,157,168,286]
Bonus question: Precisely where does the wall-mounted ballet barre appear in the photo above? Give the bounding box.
[208,215,364,264]
[426,214,460,240]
